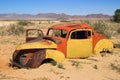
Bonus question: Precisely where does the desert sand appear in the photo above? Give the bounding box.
[0,36,120,80]
[0,20,120,80]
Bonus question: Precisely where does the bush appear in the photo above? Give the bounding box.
[60,20,71,22]
[117,27,120,34]
[7,24,25,36]
[69,60,80,68]
[114,44,120,48]
[113,9,120,23]
[111,63,120,73]
[17,20,33,26]
[57,63,65,69]
[92,21,107,34]
[91,21,114,38]
[93,65,98,69]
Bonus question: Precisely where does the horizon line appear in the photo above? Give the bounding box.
[0,12,113,16]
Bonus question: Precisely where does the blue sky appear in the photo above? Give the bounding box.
[0,0,120,15]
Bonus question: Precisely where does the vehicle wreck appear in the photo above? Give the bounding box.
[10,23,113,68]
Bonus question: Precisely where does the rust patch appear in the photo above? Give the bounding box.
[25,50,46,68]
[40,39,53,45]
[68,24,80,28]
[43,37,61,44]
[11,49,46,68]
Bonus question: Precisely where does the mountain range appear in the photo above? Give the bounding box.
[0,13,112,20]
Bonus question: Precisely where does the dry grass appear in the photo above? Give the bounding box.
[0,20,120,38]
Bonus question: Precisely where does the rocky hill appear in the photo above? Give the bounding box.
[0,13,112,20]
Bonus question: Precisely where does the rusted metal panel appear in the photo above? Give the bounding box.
[11,49,46,68]
[25,50,46,68]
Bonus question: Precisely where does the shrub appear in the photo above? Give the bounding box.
[105,31,114,39]
[117,27,120,34]
[57,63,65,69]
[60,20,71,22]
[17,20,33,26]
[111,63,120,73]
[92,21,113,38]
[114,44,120,48]
[93,65,98,69]
[92,21,107,34]
[113,9,120,23]
[7,24,25,36]
[69,60,80,68]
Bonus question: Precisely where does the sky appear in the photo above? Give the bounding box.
[0,0,120,15]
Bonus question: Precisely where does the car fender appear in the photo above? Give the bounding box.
[94,39,113,55]
[45,50,65,63]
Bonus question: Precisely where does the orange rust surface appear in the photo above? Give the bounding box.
[26,53,33,60]
[40,40,53,45]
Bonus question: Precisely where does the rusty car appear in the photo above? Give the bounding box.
[10,23,113,68]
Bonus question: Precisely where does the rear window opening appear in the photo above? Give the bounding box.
[70,30,91,39]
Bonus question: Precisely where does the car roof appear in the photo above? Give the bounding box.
[50,23,94,32]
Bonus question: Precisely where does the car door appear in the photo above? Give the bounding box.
[26,29,44,42]
[67,29,92,58]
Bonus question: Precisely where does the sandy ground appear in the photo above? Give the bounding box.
[0,36,120,80]
[0,21,16,27]
[0,21,120,80]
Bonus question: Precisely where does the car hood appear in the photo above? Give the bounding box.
[16,39,57,50]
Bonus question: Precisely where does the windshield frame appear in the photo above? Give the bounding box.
[47,28,67,38]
